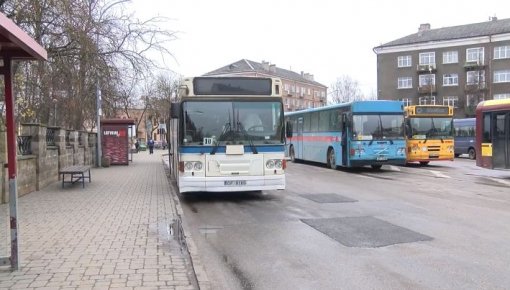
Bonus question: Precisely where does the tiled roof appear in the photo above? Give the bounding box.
[375,18,510,49]
[203,59,327,88]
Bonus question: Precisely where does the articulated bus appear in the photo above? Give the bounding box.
[169,76,286,193]
[285,100,407,170]
[404,105,454,165]
[475,99,510,170]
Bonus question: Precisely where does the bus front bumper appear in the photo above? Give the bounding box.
[178,175,285,193]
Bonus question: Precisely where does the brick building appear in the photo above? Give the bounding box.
[204,59,328,111]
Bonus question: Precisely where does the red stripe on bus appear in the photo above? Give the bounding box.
[288,136,339,142]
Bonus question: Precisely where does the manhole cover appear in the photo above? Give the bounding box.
[301,216,433,247]
[300,193,357,203]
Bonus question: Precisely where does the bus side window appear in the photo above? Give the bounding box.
[483,113,491,142]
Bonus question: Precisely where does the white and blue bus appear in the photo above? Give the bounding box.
[285,100,406,169]
[169,76,286,193]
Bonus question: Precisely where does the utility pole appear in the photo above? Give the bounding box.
[95,31,102,167]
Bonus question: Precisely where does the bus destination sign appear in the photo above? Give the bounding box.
[415,106,449,115]
[194,77,272,96]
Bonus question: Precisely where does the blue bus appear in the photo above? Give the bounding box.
[453,118,476,159]
[285,100,406,169]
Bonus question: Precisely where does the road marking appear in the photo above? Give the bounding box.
[429,170,451,179]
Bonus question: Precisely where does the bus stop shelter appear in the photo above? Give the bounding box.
[0,12,47,270]
[101,118,136,165]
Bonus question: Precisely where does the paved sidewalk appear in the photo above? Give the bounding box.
[0,151,198,289]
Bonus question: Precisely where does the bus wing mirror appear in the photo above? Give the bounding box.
[170,103,180,119]
[285,122,293,138]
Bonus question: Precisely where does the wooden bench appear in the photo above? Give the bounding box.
[59,165,91,188]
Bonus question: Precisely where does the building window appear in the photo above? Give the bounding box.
[494,70,510,83]
[494,93,510,100]
[397,77,412,89]
[398,55,412,67]
[494,46,510,59]
[284,84,290,93]
[419,74,435,86]
[400,98,412,106]
[307,88,311,95]
[419,52,435,65]
[443,96,458,108]
[443,51,458,64]
[419,96,435,105]
[443,74,458,86]
[466,47,484,63]
[467,70,485,84]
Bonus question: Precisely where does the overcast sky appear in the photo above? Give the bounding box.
[130,0,510,96]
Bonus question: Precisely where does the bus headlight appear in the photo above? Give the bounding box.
[447,145,454,153]
[194,162,203,171]
[274,160,283,169]
[421,146,428,152]
[184,162,194,171]
[266,160,275,169]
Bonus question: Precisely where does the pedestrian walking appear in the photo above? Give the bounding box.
[148,138,155,154]
[135,139,140,153]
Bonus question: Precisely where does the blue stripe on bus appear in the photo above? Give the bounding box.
[180,145,285,154]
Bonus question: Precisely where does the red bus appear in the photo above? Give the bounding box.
[475,99,510,170]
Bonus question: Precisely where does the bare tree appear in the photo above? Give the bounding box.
[329,75,363,104]
[0,0,177,131]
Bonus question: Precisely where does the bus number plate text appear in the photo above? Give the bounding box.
[224,180,247,186]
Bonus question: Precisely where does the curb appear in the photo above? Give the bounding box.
[162,155,211,290]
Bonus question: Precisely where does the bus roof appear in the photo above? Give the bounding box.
[476,99,510,110]
[285,100,404,116]
[179,76,282,98]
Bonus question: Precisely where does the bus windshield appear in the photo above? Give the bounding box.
[408,117,453,139]
[182,100,283,146]
[352,114,404,140]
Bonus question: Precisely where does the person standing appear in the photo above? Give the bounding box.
[135,139,140,153]
[148,138,155,154]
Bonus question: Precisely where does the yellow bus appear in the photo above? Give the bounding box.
[404,105,454,165]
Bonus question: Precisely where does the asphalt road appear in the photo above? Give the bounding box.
[177,158,510,290]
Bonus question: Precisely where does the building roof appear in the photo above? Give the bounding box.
[375,17,510,49]
[204,59,327,88]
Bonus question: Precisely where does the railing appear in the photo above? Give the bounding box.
[465,82,487,91]
[46,128,57,146]
[17,136,32,155]
[464,61,485,70]
[88,134,94,147]
[417,64,436,73]
[418,85,436,94]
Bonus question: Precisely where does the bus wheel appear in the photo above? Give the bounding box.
[468,148,476,160]
[371,164,382,170]
[419,161,430,166]
[327,148,336,169]
[289,146,296,162]
[454,153,460,158]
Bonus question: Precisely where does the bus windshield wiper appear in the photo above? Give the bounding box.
[211,121,231,155]
[239,121,258,154]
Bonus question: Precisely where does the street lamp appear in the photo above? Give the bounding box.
[52,98,57,126]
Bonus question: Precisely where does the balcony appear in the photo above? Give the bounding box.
[464,61,485,70]
[418,85,436,94]
[417,64,436,74]
[464,82,487,92]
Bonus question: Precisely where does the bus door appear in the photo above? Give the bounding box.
[297,117,304,159]
[493,112,510,169]
[341,114,348,166]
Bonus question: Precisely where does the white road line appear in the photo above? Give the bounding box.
[429,170,451,179]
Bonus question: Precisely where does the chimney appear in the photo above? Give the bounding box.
[418,23,431,33]
[269,64,276,73]
[261,60,270,71]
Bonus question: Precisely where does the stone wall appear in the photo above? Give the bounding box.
[0,124,97,203]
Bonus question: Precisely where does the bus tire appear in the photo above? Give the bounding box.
[419,161,430,166]
[371,164,382,170]
[289,145,296,162]
[327,148,336,169]
[468,148,476,160]
[454,153,460,158]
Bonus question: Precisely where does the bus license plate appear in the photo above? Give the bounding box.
[224,180,247,186]
[377,156,387,161]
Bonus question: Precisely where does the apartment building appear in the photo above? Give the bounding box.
[373,17,510,117]
[204,59,328,111]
